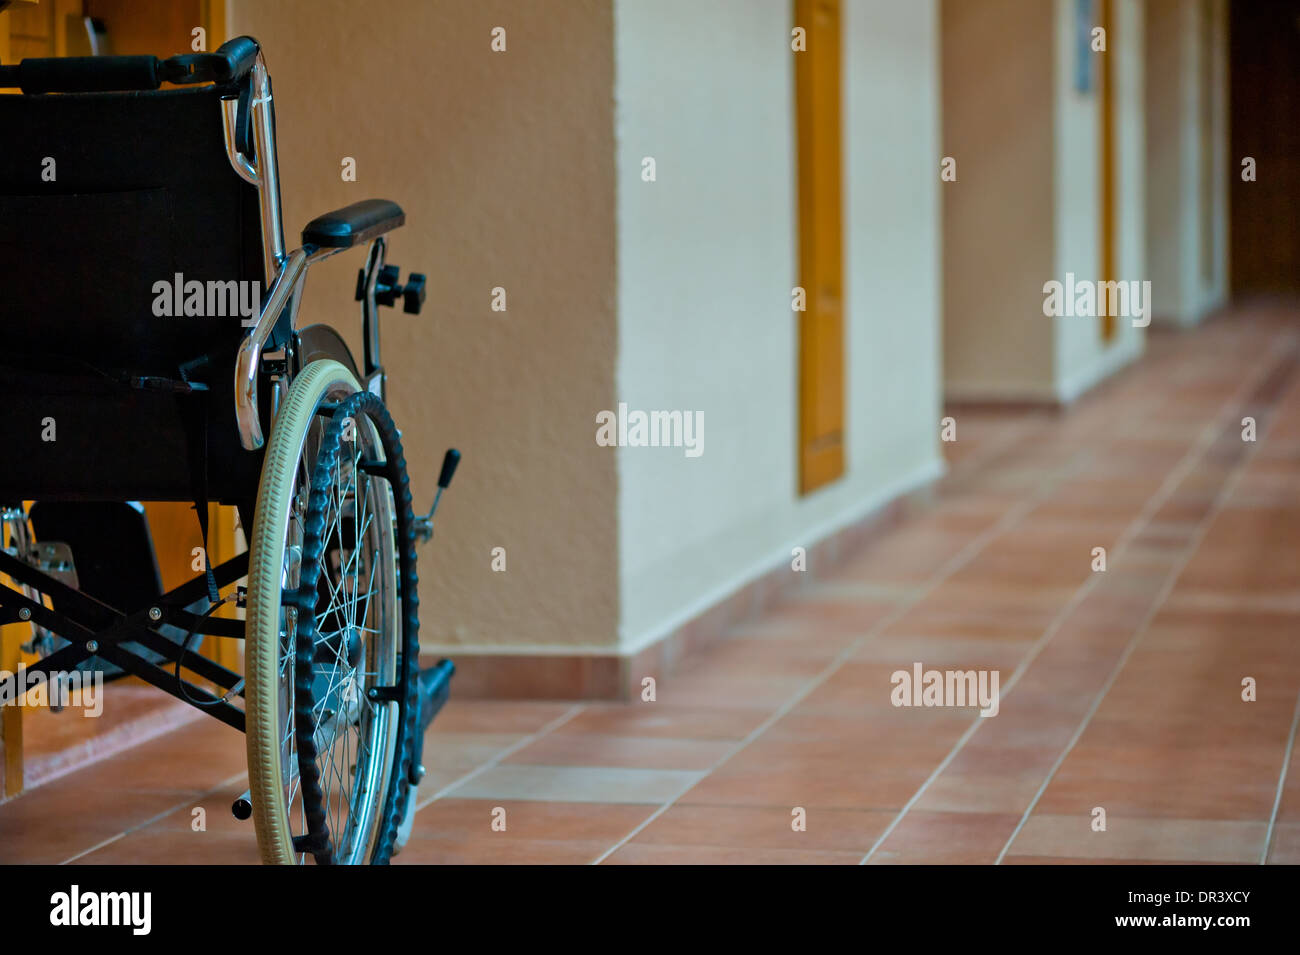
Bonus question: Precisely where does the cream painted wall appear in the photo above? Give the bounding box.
[1145,0,1229,326]
[1053,0,1145,403]
[941,0,1057,402]
[614,0,944,652]
[227,1,621,652]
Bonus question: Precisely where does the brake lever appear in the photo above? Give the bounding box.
[414,449,460,543]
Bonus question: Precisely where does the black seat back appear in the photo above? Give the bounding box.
[0,86,267,504]
[0,85,263,375]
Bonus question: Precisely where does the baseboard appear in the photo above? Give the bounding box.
[426,478,939,701]
[0,683,202,804]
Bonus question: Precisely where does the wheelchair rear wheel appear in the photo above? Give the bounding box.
[245,359,419,864]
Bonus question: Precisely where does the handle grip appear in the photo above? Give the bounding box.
[4,56,163,94]
[0,36,261,94]
[438,449,461,489]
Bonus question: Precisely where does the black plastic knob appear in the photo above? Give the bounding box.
[374,264,402,307]
[403,273,427,315]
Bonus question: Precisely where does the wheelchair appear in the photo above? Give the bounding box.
[0,37,458,864]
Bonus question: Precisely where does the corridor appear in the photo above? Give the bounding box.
[3,306,1297,865]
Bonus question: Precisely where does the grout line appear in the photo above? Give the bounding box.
[589,459,1078,864]
[991,342,1297,865]
[23,698,205,794]
[939,408,1056,484]
[58,769,251,865]
[402,403,1053,856]
[63,703,590,865]
[588,329,1256,865]
[860,332,1296,865]
[411,703,587,813]
[585,388,1091,863]
[1261,687,1300,865]
[992,474,1247,864]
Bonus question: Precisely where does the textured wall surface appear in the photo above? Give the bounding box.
[229,0,620,650]
[941,0,1057,402]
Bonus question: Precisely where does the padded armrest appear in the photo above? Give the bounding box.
[302,199,406,250]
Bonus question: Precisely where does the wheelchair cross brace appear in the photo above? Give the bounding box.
[0,548,250,732]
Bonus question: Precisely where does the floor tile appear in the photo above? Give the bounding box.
[444,764,704,805]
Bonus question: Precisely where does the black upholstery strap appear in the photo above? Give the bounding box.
[194,498,221,607]
[235,80,255,161]
[188,395,221,607]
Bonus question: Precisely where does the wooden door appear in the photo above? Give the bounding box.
[795,0,846,494]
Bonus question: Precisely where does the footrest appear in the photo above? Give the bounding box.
[416,660,455,732]
[393,658,454,855]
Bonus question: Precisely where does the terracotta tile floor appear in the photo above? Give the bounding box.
[4,307,1300,865]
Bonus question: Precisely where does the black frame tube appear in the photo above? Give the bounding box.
[0,549,248,732]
